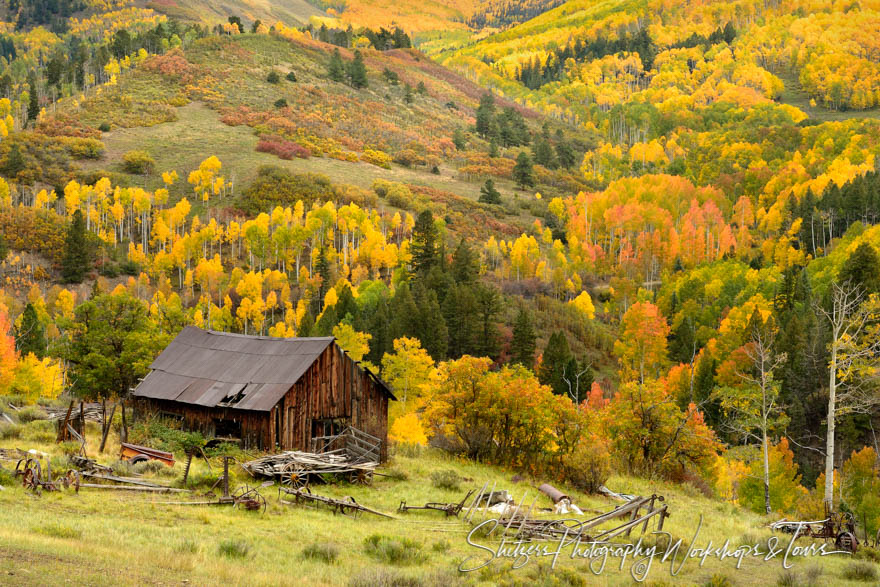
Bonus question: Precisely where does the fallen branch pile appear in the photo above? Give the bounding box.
[241,451,377,487]
[47,403,103,423]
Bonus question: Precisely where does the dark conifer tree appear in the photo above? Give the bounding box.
[513,151,535,189]
[479,179,501,204]
[475,92,495,138]
[410,209,438,274]
[538,331,572,396]
[473,285,501,358]
[838,242,880,294]
[16,302,46,358]
[347,50,368,89]
[510,307,536,367]
[443,284,477,358]
[27,71,39,124]
[451,239,478,285]
[62,209,90,283]
[327,48,345,82]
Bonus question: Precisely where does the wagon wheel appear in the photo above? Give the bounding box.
[21,467,36,489]
[352,469,373,486]
[836,531,858,553]
[282,463,309,489]
[62,470,81,493]
[339,496,361,518]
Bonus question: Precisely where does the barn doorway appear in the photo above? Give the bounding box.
[213,418,241,439]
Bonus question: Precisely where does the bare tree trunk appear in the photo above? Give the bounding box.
[120,401,128,444]
[763,432,771,514]
[99,403,117,452]
[824,341,837,514]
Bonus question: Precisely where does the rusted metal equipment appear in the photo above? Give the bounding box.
[120,442,175,467]
[398,489,476,517]
[242,450,377,488]
[538,483,569,504]
[770,512,859,553]
[231,485,268,512]
[69,455,112,475]
[279,486,395,518]
[14,457,80,495]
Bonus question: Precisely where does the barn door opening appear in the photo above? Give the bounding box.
[213,418,241,439]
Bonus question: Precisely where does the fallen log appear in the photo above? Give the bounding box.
[78,483,188,493]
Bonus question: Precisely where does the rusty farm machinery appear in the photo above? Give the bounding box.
[770,511,860,553]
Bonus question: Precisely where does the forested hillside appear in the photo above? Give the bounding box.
[3,0,880,555]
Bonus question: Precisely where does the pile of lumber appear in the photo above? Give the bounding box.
[241,450,377,478]
[46,403,103,423]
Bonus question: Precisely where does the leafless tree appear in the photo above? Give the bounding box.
[562,360,591,404]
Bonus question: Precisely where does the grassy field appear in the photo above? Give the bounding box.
[2,406,878,586]
[83,102,510,202]
[776,71,880,123]
[143,0,325,27]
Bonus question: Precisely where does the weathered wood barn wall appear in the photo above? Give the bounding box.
[132,327,393,459]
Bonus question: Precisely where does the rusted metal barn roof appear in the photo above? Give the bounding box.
[132,327,386,412]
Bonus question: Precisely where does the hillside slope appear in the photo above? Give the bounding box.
[143,0,326,26]
[0,412,870,587]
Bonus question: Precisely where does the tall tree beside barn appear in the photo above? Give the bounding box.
[60,292,167,450]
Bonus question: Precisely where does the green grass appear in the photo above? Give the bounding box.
[1,413,874,585]
[775,70,880,122]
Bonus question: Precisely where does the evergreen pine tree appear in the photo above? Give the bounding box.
[692,353,719,427]
[413,283,448,360]
[839,241,880,294]
[298,311,315,337]
[327,48,345,82]
[364,298,391,365]
[510,307,536,367]
[410,209,438,274]
[451,239,478,284]
[27,71,38,124]
[475,92,495,138]
[473,284,501,358]
[3,143,24,178]
[347,50,368,89]
[538,331,572,396]
[443,284,477,358]
[513,151,535,189]
[16,302,46,358]
[489,138,499,158]
[62,209,90,283]
[315,247,331,311]
[533,137,557,169]
[555,140,577,169]
[403,83,414,104]
[452,128,466,151]
[0,232,7,262]
[479,179,502,204]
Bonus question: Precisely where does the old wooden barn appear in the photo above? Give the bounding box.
[131,327,394,459]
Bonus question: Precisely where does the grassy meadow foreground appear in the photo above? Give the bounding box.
[0,412,878,587]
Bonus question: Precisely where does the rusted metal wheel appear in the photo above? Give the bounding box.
[836,531,858,553]
[62,470,80,492]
